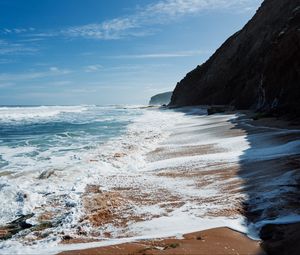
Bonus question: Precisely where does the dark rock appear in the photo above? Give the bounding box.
[149,92,173,105]
[0,213,34,240]
[38,169,55,179]
[260,223,300,255]
[9,213,34,229]
[31,221,53,232]
[170,0,300,117]
[62,235,73,241]
[207,105,234,115]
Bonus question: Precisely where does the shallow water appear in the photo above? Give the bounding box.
[0,106,142,222]
[0,105,202,254]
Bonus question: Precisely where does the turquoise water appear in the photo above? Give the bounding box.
[0,104,191,254]
[0,105,142,173]
[0,105,148,228]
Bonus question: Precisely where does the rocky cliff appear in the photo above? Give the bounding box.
[170,0,300,117]
[149,91,173,105]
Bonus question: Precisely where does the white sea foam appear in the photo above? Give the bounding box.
[0,105,88,122]
[0,107,299,254]
[0,107,194,253]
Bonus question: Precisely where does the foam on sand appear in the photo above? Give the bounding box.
[1,107,300,254]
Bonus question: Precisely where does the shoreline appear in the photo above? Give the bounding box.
[1,107,299,254]
[59,227,265,255]
[57,110,300,255]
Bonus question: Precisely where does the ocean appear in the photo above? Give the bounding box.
[0,105,194,254]
[0,105,172,221]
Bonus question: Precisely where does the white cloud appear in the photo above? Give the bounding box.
[62,17,138,39]
[61,0,261,40]
[8,0,260,41]
[144,0,214,17]
[48,67,71,74]
[142,0,260,17]
[108,50,210,59]
[0,67,72,82]
[0,1,262,42]
[0,39,38,55]
[49,66,59,72]
[50,80,71,86]
[1,27,35,35]
[19,37,46,43]
[84,64,103,72]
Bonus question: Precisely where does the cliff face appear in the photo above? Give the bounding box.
[149,91,172,105]
[170,0,300,116]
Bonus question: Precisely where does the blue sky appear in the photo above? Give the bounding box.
[0,0,262,105]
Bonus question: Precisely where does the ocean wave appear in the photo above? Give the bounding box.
[0,105,89,122]
[0,107,191,254]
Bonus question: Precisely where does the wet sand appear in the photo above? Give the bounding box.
[53,111,300,255]
[59,227,265,255]
[1,108,299,255]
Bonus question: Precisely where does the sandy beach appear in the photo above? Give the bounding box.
[50,109,300,254]
[0,108,299,254]
[1,107,299,254]
[1,0,299,254]
[59,227,265,255]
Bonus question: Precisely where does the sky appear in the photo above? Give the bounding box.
[0,0,263,105]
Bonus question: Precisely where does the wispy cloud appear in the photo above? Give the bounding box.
[61,0,261,40]
[1,27,35,35]
[84,64,103,72]
[18,37,46,43]
[0,67,72,82]
[108,50,210,59]
[0,39,38,55]
[4,0,260,41]
[63,18,137,40]
[0,82,14,88]
[25,80,72,89]
[0,58,13,64]
[49,80,72,86]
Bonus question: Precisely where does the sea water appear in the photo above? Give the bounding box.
[0,105,165,223]
[0,105,194,254]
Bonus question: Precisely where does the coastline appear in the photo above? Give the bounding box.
[1,107,299,255]
[59,227,265,255]
[55,108,300,255]
[2,0,299,254]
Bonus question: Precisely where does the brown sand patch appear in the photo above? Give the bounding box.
[223,128,247,137]
[58,227,265,255]
[81,186,127,227]
[80,184,185,236]
[147,144,223,162]
[61,237,99,244]
[209,209,244,217]
[38,211,55,222]
[155,163,240,179]
[151,163,248,218]
[117,187,184,218]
